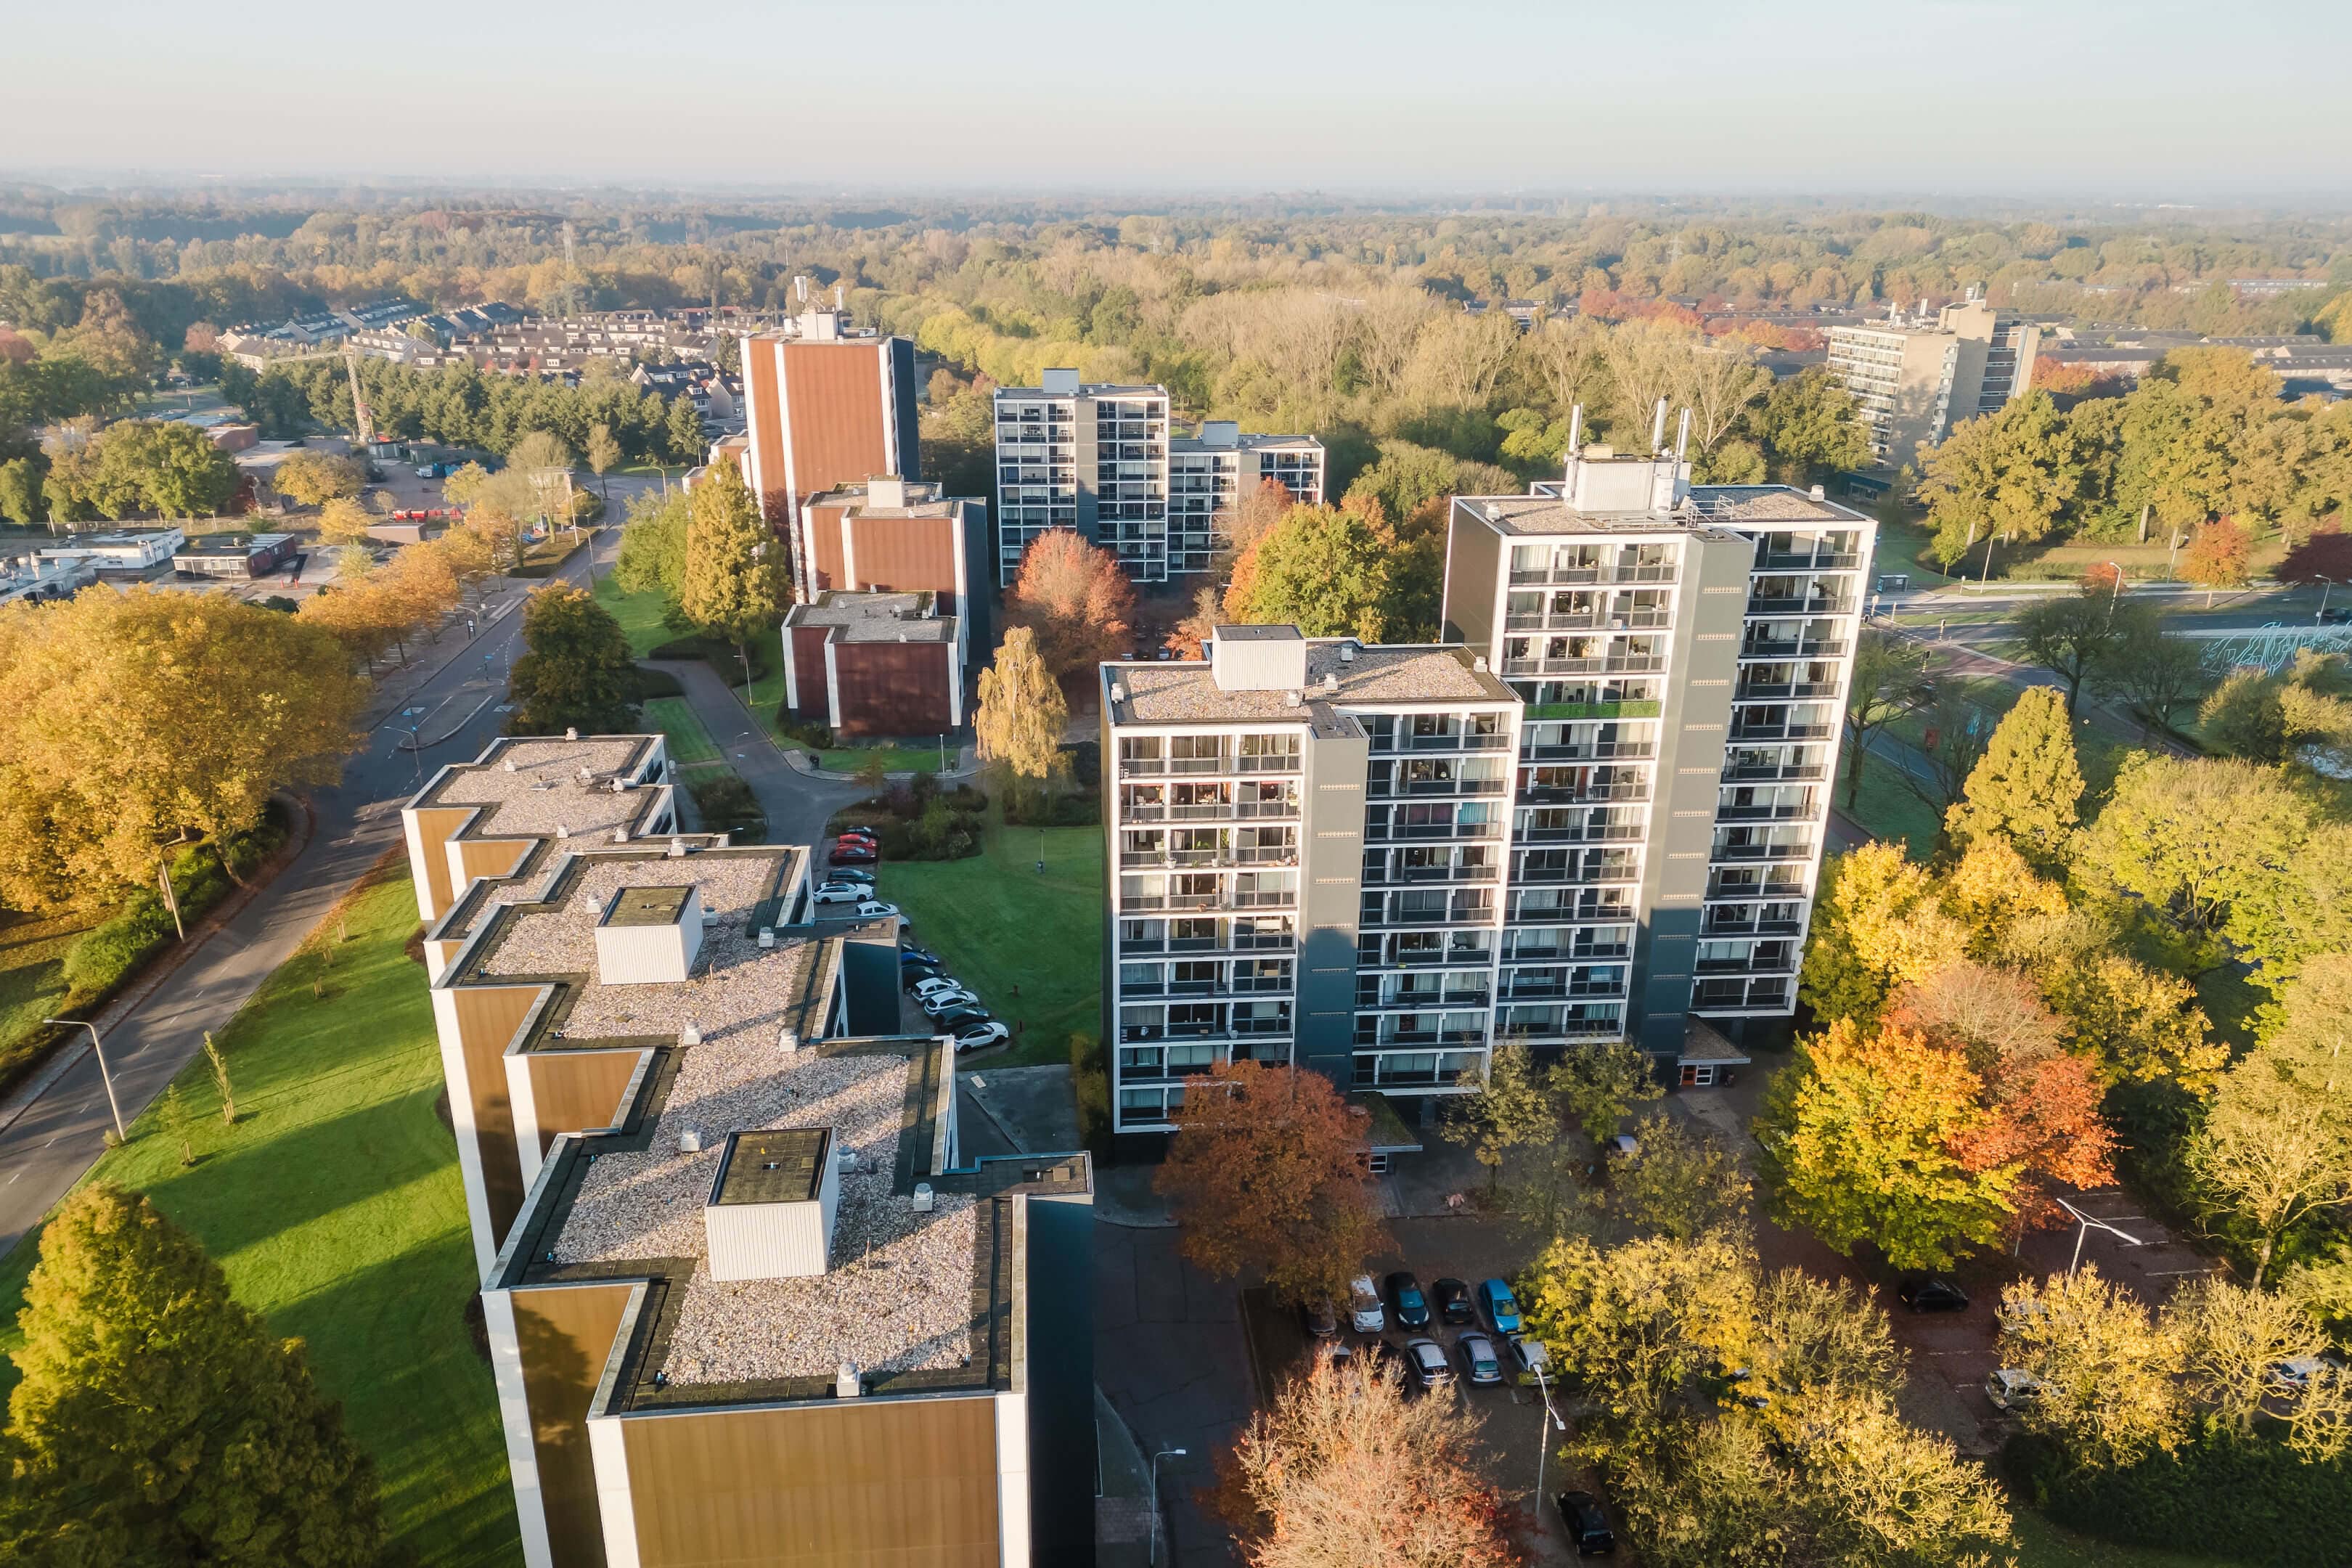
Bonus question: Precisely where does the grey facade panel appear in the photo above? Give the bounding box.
[1297,709,1369,1085]
[1442,508,1501,653]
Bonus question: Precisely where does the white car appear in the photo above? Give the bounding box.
[854,900,901,920]
[920,987,980,1017]
[1348,1274,1385,1334]
[912,976,965,1000]
[2269,1355,2343,1394]
[951,1020,1010,1053]
[1985,1368,2051,1410]
[810,882,866,905]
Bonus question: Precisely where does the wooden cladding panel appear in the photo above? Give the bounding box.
[455,836,532,891]
[408,807,476,916]
[843,515,961,608]
[833,643,953,737]
[525,1050,646,1159]
[450,984,542,1240]
[802,503,852,594]
[513,1284,637,1568]
[780,344,890,502]
[621,1395,1000,1567]
[744,342,785,513]
[788,626,833,720]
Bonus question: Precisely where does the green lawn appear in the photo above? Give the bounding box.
[1835,746,1946,860]
[0,908,97,1053]
[2008,1503,2245,1568]
[0,869,521,1568]
[881,808,1103,1066]
[642,696,719,766]
[589,573,674,659]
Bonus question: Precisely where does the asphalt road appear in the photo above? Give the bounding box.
[0,531,621,1253]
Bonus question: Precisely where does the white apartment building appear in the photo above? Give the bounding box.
[1826,287,2043,465]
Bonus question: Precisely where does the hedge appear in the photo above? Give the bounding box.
[686,773,766,842]
[2009,1429,2352,1567]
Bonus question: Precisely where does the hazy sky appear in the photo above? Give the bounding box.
[7,0,2346,197]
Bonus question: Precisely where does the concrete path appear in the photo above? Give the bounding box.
[0,538,611,1253]
[648,658,865,852]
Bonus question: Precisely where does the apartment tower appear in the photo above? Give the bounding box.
[1826,286,2043,465]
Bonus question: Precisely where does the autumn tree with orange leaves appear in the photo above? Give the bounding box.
[1215,1354,1522,1568]
[1005,527,1134,679]
[1154,1060,1389,1304]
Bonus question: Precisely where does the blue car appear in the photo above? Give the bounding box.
[1477,1278,1521,1334]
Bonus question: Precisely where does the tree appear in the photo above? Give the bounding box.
[585,421,623,500]
[314,496,373,546]
[0,589,363,910]
[2037,947,2225,1093]
[665,393,705,465]
[1220,1355,1518,1568]
[2198,666,2287,763]
[1841,628,1933,809]
[45,420,239,520]
[270,449,362,507]
[1895,686,1992,854]
[1439,1039,1556,1192]
[0,454,45,524]
[1520,1230,1755,1436]
[1154,1061,1389,1304]
[1917,393,2083,571]
[1797,841,1965,1026]
[1944,687,2083,870]
[1755,367,1871,483]
[973,626,1069,814]
[2094,620,2208,737]
[613,489,690,603]
[1547,1037,1660,1148]
[1612,1111,1749,1243]
[1003,528,1133,679]
[1757,1017,2015,1270]
[2014,590,2147,718]
[507,584,639,737]
[2173,1274,2331,1439]
[1236,505,1394,641]
[1998,1265,2184,1469]
[677,460,787,670]
[2181,515,2253,602]
[508,429,576,531]
[4,1184,385,1564]
[1164,584,1220,659]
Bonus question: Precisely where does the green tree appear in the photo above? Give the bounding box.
[2198,668,2287,762]
[507,583,639,736]
[665,393,706,465]
[585,421,623,500]
[4,1184,385,1564]
[1917,392,2083,571]
[1238,504,1395,640]
[0,454,46,524]
[2014,590,2148,718]
[1612,1111,1750,1243]
[1998,1265,2184,1469]
[47,420,239,520]
[1547,1037,1661,1148]
[1754,367,1870,483]
[613,489,690,603]
[1797,840,1966,1026]
[973,626,1068,814]
[1841,628,1933,809]
[2094,619,2208,736]
[677,461,787,670]
[270,449,362,507]
[1439,1039,1556,1192]
[1945,687,2083,870]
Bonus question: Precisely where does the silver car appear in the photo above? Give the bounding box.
[1458,1331,1503,1387]
[1405,1336,1453,1392]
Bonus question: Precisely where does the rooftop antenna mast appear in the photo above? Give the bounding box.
[341,341,375,449]
[1650,398,1668,454]
[1675,408,1691,463]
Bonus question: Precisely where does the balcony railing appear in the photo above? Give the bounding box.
[1364,863,1502,885]
[1368,947,1493,968]
[1361,905,1498,929]
[1373,732,1514,754]
[1713,801,1821,822]
[1748,595,1857,618]
[1366,820,1506,842]
[1516,823,1643,844]
[1503,653,1668,677]
[1727,722,1835,743]
[1741,639,1849,660]
[1522,781,1649,804]
[1121,799,1299,822]
[1121,931,1294,955]
[1701,918,1803,939]
[1119,754,1303,778]
[1369,777,1511,799]
[1521,740,1655,763]
[1123,889,1298,912]
[1734,682,1843,701]
[1514,861,1641,885]
[1755,550,1863,571]
[1721,761,1829,783]
[1508,564,1678,587]
[1710,841,1814,862]
[1358,988,1492,1010]
[1505,942,1631,964]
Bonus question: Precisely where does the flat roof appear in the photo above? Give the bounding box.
[604,885,691,928]
[415,735,667,842]
[711,1126,831,1206]
[1108,640,1516,726]
[783,591,955,645]
[1461,482,1871,536]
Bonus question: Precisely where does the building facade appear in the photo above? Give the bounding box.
[993,374,1323,585]
[738,307,920,571]
[1826,288,2042,465]
[1095,436,1872,1145]
[781,590,965,736]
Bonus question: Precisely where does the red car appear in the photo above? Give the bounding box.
[830,841,878,865]
[837,828,878,844]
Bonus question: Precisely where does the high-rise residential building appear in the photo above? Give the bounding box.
[400,735,1095,1568]
[1826,287,2043,465]
[993,373,1323,585]
[1095,425,1873,1148]
[738,303,920,570]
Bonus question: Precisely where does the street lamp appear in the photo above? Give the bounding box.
[44,1018,126,1142]
[1530,1364,1569,1520]
[2054,1196,2144,1278]
[2318,576,2339,626]
[1148,1447,1188,1567]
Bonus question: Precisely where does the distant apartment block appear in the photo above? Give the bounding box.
[993,372,1324,585]
[1826,287,2041,465]
[1096,428,1872,1148]
[399,733,1095,1567]
[738,305,920,562]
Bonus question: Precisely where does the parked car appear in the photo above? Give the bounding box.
[935,1005,994,1033]
[1387,1271,1431,1329]
[902,965,945,992]
[1301,1296,1339,1339]
[836,825,880,841]
[1404,1336,1453,1392]
[830,841,878,865]
[1347,1275,1385,1334]
[920,988,981,1018]
[1985,1368,2050,1410]
[912,976,965,1000]
[1504,1331,1550,1387]
[1608,1132,1640,1161]
[1434,1277,1474,1326]
[1898,1275,1969,1313]
[828,867,876,886]
[2269,1355,2345,1394]
[1477,1278,1521,1334]
[951,1021,1010,1053]
[853,900,901,920]
[898,945,939,966]
[811,882,866,905]
[1458,1331,1503,1386]
[1554,1490,1615,1556]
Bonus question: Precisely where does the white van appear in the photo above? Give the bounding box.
[1348,1275,1385,1334]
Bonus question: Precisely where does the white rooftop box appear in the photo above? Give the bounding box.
[1209,623,1307,693]
[705,1128,840,1281]
[592,883,703,985]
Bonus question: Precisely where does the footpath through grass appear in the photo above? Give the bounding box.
[882,806,1103,1067]
[0,867,520,1568]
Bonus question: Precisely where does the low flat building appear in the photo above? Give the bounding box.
[0,552,95,605]
[780,589,965,737]
[38,526,185,577]
[174,531,298,579]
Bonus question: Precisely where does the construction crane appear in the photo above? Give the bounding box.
[341,341,375,449]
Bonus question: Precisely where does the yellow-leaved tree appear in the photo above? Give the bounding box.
[0,588,364,908]
[973,626,1068,814]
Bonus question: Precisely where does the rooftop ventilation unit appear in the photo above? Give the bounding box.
[1321,673,1339,694]
[912,1182,935,1212]
[836,1360,862,1399]
[667,836,687,857]
[1472,656,1490,674]
[1109,682,1127,703]
[678,1128,701,1154]
[565,727,578,740]
[679,1020,702,1046]
[594,884,703,984]
[501,758,517,772]
[1339,642,1357,663]
[705,1127,840,1281]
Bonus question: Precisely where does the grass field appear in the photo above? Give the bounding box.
[881,807,1103,1067]
[0,908,98,1052]
[1834,747,1947,859]
[591,573,674,659]
[0,868,521,1568]
[2008,1505,2245,1568]
[642,695,720,765]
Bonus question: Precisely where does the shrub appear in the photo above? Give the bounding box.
[2009,1429,2352,1567]
[628,664,683,699]
[687,772,765,841]
[1071,1033,1111,1151]
[60,896,178,995]
[1004,790,1100,827]
[773,713,836,750]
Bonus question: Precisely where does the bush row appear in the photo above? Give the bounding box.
[686,773,766,842]
[830,775,989,862]
[2009,1429,2352,1567]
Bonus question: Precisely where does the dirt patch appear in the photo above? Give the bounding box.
[463,1289,491,1363]
[403,926,427,967]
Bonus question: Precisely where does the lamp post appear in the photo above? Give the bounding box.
[2054,1195,2144,1278]
[1530,1363,1568,1520]
[44,1018,125,1142]
[1148,1447,1188,1567]
[2319,576,2339,625]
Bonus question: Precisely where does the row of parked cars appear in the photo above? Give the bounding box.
[899,946,1010,1053]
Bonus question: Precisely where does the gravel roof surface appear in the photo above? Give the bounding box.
[556,1049,981,1384]
[477,851,822,1045]
[433,738,661,840]
[1108,642,1513,725]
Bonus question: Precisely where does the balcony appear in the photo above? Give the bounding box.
[1516,822,1643,844]
[1119,845,1297,870]
[1522,700,1661,722]
[1374,731,1515,754]
[1366,819,1505,842]
[1505,942,1630,964]
[1514,859,1641,886]
[1367,946,1493,968]
[1727,722,1835,743]
[1755,551,1863,571]
[1713,801,1821,822]
[1741,639,1849,661]
[1521,740,1654,763]
[1734,681,1843,701]
[1123,888,1298,912]
[1508,564,1677,587]
[1358,987,1493,1010]
[1120,798,1300,822]
[1502,653,1668,678]
[1369,776,1510,799]
[1749,595,1857,618]
[1701,917,1803,939]
[1710,840,1813,862]
[1521,780,1649,804]
[1721,760,1829,783]
[1361,904,1498,929]
[1363,863,1502,886]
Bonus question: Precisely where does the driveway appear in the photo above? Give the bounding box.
[648,657,865,850]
